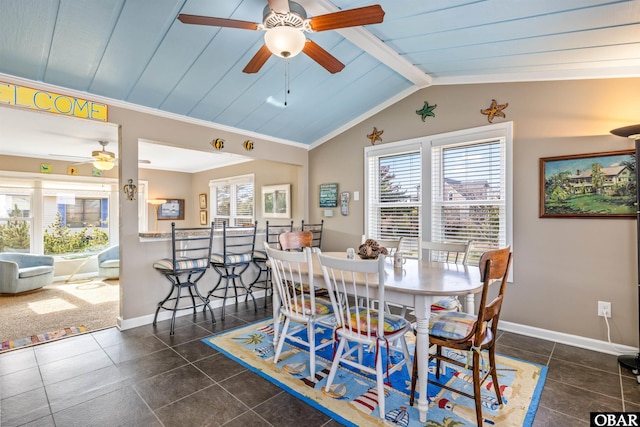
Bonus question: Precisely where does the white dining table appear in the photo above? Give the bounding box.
[271,251,482,423]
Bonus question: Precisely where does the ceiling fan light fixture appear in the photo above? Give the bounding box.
[264,26,305,58]
[93,159,115,171]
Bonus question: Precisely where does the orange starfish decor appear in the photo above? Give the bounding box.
[481,99,508,123]
[367,127,383,145]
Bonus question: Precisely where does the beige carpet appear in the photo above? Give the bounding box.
[0,279,119,343]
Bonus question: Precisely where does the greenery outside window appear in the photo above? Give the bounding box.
[65,198,105,228]
[365,144,422,256]
[209,174,254,229]
[0,191,32,253]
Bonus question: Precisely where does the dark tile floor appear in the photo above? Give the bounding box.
[0,297,637,426]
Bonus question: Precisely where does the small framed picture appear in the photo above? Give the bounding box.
[262,184,291,218]
[199,193,207,209]
[199,210,208,225]
[157,199,185,220]
[319,183,338,207]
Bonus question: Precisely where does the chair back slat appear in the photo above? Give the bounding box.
[221,221,257,259]
[474,246,512,342]
[318,254,386,341]
[361,236,404,255]
[265,220,294,249]
[279,231,313,251]
[170,222,214,274]
[301,219,324,248]
[265,244,317,322]
[422,240,471,264]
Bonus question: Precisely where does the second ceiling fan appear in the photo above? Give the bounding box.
[177,0,385,74]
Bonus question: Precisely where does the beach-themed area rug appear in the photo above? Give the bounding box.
[1,326,87,352]
[203,319,547,426]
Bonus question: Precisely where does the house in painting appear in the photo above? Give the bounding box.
[567,165,633,195]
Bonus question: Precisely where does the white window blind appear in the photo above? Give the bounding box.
[366,146,421,256]
[209,175,254,228]
[431,138,506,264]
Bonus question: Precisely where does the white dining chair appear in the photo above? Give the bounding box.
[317,253,411,420]
[264,244,334,383]
[422,240,473,314]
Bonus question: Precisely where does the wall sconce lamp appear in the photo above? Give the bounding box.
[148,199,167,233]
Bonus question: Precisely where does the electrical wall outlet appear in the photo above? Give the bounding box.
[598,301,611,318]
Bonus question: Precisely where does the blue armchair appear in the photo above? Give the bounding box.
[97,245,119,279]
[0,253,55,294]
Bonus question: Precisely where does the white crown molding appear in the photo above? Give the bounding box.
[0,73,309,150]
[431,66,640,86]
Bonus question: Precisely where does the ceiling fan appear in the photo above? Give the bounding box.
[177,0,385,74]
[49,140,150,171]
[90,140,118,171]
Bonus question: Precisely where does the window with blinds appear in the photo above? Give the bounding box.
[366,147,421,256]
[365,123,512,266]
[431,138,507,264]
[209,175,254,229]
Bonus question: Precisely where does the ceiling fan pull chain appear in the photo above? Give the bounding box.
[284,59,290,107]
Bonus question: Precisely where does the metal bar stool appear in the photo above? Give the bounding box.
[207,221,258,320]
[249,220,294,308]
[152,222,215,335]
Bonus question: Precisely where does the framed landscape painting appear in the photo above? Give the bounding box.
[539,150,636,218]
[262,184,291,219]
[157,199,185,220]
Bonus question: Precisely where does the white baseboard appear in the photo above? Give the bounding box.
[499,320,637,356]
[118,290,268,331]
[118,296,636,357]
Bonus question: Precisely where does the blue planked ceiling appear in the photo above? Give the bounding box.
[0,0,638,146]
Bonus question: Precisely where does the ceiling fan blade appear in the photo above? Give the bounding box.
[302,39,345,74]
[308,5,385,32]
[268,0,290,14]
[48,154,92,161]
[243,45,272,74]
[177,14,260,31]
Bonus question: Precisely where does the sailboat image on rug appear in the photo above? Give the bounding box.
[203,319,546,427]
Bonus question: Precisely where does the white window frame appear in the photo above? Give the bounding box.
[365,122,513,273]
[209,174,254,229]
[0,171,120,254]
[365,139,423,256]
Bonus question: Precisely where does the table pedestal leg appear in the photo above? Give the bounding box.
[465,292,475,314]
[414,295,433,423]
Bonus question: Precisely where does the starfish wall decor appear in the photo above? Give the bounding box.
[366,127,384,145]
[416,101,437,122]
[481,99,508,123]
